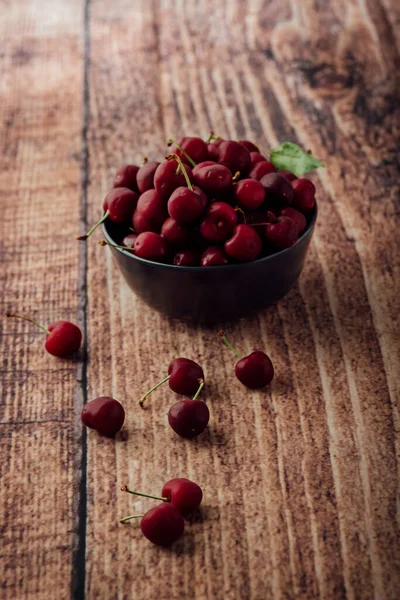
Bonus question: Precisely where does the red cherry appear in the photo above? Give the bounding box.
[81,396,125,436]
[134,232,169,261]
[168,399,210,439]
[120,233,138,248]
[162,479,203,515]
[154,159,193,199]
[265,216,298,249]
[219,331,275,389]
[5,312,82,357]
[277,169,297,182]
[292,179,316,213]
[280,207,307,234]
[193,164,232,193]
[234,179,265,211]
[225,225,262,261]
[170,136,209,164]
[132,210,160,234]
[136,189,167,224]
[201,246,229,267]
[139,357,204,408]
[207,138,224,160]
[248,161,277,181]
[249,152,267,167]
[161,217,190,247]
[200,202,237,243]
[78,188,138,241]
[192,160,217,176]
[239,140,259,153]
[261,172,294,205]
[136,160,160,193]
[113,164,139,192]
[140,503,185,546]
[218,140,251,174]
[173,250,199,266]
[168,187,206,222]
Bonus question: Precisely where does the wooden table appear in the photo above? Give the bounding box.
[1,1,399,598]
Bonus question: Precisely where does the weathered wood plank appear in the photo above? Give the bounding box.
[0,0,84,598]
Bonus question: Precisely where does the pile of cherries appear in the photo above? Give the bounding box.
[79,135,316,266]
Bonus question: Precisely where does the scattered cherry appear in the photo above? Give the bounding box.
[173,250,199,266]
[120,503,185,546]
[248,160,277,181]
[218,140,251,175]
[136,160,161,193]
[265,216,298,249]
[162,478,203,515]
[200,202,237,242]
[219,331,274,389]
[292,179,316,213]
[5,312,82,357]
[261,172,294,205]
[139,357,204,408]
[77,188,138,240]
[201,246,229,267]
[280,207,307,234]
[234,179,265,211]
[225,225,262,261]
[161,217,190,247]
[113,164,139,192]
[81,396,125,436]
[168,380,209,439]
[134,232,169,261]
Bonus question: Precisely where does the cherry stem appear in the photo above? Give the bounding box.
[193,379,205,400]
[142,156,148,165]
[77,210,110,241]
[205,130,221,143]
[232,171,241,182]
[167,139,196,167]
[169,154,193,191]
[5,312,50,335]
[121,485,167,502]
[98,240,134,252]
[235,207,247,223]
[139,374,171,408]
[120,514,144,523]
[219,330,243,358]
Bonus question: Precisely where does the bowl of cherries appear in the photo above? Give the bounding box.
[79,137,323,323]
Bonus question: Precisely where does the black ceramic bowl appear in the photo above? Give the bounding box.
[102,206,317,324]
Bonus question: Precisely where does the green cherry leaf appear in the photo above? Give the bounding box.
[270,142,324,177]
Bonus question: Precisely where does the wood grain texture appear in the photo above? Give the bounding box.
[1,0,400,599]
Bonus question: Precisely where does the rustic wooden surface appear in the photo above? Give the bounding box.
[1,0,400,598]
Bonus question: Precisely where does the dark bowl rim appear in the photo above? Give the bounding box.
[101,203,318,271]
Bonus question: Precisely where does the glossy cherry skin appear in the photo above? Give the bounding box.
[225,225,262,261]
[140,503,185,546]
[103,188,138,223]
[173,250,199,266]
[168,187,206,222]
[193,164,232,193]
[134,232,169,261]
[171,136,209,163]
[154,159,193,199]
[234,179,265,211]
[277,169,297,182]
[132,210,160,234]
[261,172,294,205]
[81,397,125,436]
[120,233,138,248]
[218,140,251,174]
[113,164,139,192]
[136,161,160,193]
[280,207,307,234]
[292,179,316,213]
[162,479,203,515]
[201,246,229,267]
[207,138,225,160]
[265,216,298,249]
[136,189,167,224]
[161,217,190,247]
[192,160,216,177]
[200,202,237,243]
[248,161,277,181]
[45,321,82,357]
[168,358,204,396]
[235,351,274,389]
[239,140,259,153]
[168,400,210,439]
[249,152,266,167]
